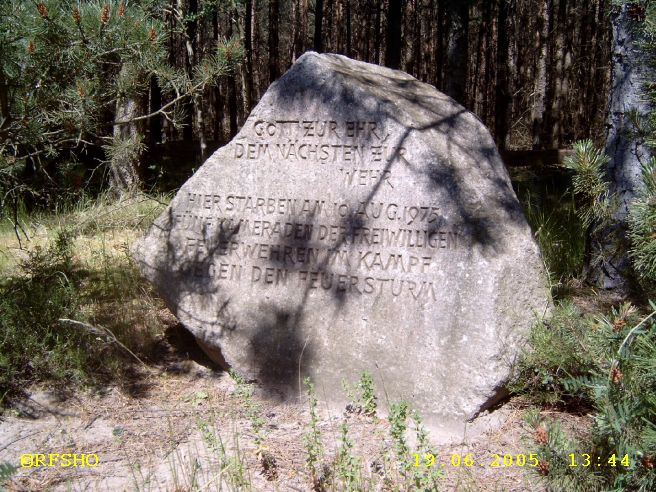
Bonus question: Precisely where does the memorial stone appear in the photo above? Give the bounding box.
[133,52,551,437]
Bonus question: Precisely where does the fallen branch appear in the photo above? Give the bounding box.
[58,318,146,367]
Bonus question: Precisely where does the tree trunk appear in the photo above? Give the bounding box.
[291,0,299,61]
[252,0,261,100]
[0,69,10,129]
[548,0,567,147]
[314,0,324,52]
[268,0,280,83]
[179,0,197,143]
[588,3,652,291]
[228,12,239,138]
[148,76,162,150]
[326,0,334,52]
[445,1,468,105]
[346,0,352,57]
[385,0,403,69]
[531,0,550,149]
[494,0,510,150]
[110,65,145,193]
[436,0,446,90]
[374,0,382,64]
[243,0,254,112]
[300,0,308,57]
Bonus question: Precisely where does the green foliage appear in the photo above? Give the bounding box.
[303,377,324,488]
[564,139,614,231]
[523,410,605,492]
[197,416,252,490]
[628,157,656,286]
[518,303,656,491]
[0,0,167,193]
[514,172,586,285]
[0,196,165,406]
[0,462,17,489]
[230,370,266,447]
[343,370,378,416]
[0,229,87,402]
[511,301,598,406]
[0,0,244,200]
[410,411,444,490]
[388,400,411,477]
[564,139,656,291]
[334,421,362,491]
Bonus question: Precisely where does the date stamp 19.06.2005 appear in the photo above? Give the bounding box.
[413,453,540,469]
[413,453,633,469]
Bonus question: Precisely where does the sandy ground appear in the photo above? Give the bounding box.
[0,326,560,492]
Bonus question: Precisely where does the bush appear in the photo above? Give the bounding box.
[628,158,656,291]
[564,139,656,294]
[512,167,586,286]
[517,302,656,491]
[511,301,598,407]
[0,197,166,406]
[0,230,90,402]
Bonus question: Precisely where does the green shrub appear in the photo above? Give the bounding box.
[628,158,656,289]
[563,139,656,293]
[518,302,656,491]
[303,377,324,488]
[511,301,598,406]
[334,421,362,491]
[0,229,89,402]
[564,140,613,231]
[512,168,585,286]
[0,211,164,406]
[343,370,378,416]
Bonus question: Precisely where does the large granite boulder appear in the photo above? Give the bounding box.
[133,52,550,437]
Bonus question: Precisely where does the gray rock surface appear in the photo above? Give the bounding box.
[133,52,551,438]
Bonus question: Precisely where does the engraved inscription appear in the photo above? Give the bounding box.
[233,120,407,164]
[172,116,472,302]
[339,168,393,187]
[234,142,405,163]
[183,194,442,226]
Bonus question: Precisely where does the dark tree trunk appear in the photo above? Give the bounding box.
[228,76,238,138]
[385,0,403,69]
[531,0,551,149]
[374,0,382,64]
[228,12,239,138]
[435,0,445,89]
[588,3,653,291]
[110,65,146,193]
[269,0,280,82]
[314,0,324,52]
[326,0,334,52]
[243,0,254,112]
[346,0,352,57]
[0,69,10,132]
[494,0,510,150]
[148,76,162,150]
[482,1,495,124]
[181,0,197,143]
[445,1,469,104]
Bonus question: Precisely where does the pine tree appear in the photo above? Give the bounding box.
[0,0,241,199]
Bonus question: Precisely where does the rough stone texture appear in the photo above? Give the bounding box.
[133,52,551,438]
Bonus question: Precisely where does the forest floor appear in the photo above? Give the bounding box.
[0,196,587,491]
[0,327,574,492]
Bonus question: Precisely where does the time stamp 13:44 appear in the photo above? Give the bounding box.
[412,453,633,468]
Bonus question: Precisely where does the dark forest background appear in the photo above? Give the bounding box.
[181,0,611,154]
[0,0,612,199]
